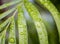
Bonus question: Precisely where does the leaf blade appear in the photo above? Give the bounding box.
[0,0,21,10]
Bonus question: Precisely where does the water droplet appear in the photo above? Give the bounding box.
[9,38,15,43]
[35,22,41,28]
[20,32,24,35]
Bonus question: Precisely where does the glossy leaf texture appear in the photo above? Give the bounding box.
[0,0,60,44]
[24,1,49,44]
[35,0,60,43]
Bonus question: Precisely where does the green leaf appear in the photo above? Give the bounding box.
[0,8,15,20]
[0,10,16,32]
[0,0,21,10]
[24,2,49,44]
[17,5,28,44]
[0,17,11,32]
[0,22,10,44]
[23,5,40,44]
[6,10,18,44]
[35,0,60,43]
[35,4,59,44]
[8,17,16,44]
